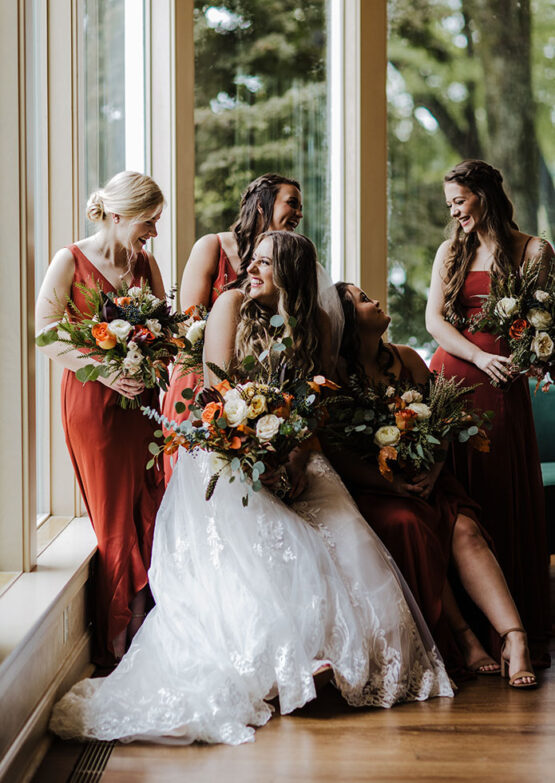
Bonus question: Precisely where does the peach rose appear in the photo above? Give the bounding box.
[91,322,117,349]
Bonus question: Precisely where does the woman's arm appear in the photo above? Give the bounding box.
[425,241,511,384]
[203,289,244,386]
[35,248,144,399]
[179,234,223,310]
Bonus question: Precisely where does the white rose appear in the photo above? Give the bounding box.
[224,388,242,402]
[527,308,553,330]
[186,320,206,345]
[108,319,133,341]
[408,402,432,420]
[145,318,163,337]
[247,394,267,418]
[223,396,249,427]
[122,341,143,373]
[534,290,550,304]
[373,425,401,447]
[495,297,519,318]
[209,452,230,475]
[145,293,162,307]
[256,414,283,441]
[401,389,422,404]
[127,286,142,298]
[531,331,554,359]
[385,385,396,398]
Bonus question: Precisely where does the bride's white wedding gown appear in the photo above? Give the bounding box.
[50,450,453,745]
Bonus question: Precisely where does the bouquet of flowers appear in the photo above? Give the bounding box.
[144,314,340,504]
[326,370,492,482]
[469,254,555,390]
[173,304,209,379]
[36,280,187,408]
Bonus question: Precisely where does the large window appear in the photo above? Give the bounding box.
[81,0,147,233]
[387,0,555,357]
[193,1,330,269]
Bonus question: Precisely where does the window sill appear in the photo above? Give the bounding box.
[0,515,97,668]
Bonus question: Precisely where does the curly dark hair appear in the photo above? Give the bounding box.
[335,282,394,385]
[442,159,519,323]
[229,173,301,287]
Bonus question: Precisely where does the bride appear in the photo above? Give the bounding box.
[50,230,453,746]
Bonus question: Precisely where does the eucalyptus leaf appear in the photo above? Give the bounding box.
[270,314,284,327]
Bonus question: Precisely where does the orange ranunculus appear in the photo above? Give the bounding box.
[91,322,117,349]
[378,446,398,482]
[114,296,131,306]
[214,379,232,396]
[509,318,529,340]
[201,401,224,424]
[394,408,418,431]
[229,436,242,449]
[132,325,156,343]
[469,429,490,453]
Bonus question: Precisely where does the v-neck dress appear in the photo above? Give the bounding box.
[61,244,165,665]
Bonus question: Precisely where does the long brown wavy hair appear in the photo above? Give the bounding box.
[442,159,519,323]
[235,231,321,377]
[229,173,301,287]
[335,282,394,385]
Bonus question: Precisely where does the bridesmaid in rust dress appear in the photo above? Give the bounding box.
[426,159,553,667]
[330,282,538,688]
[162,173,303,482]
[36,171,166,665]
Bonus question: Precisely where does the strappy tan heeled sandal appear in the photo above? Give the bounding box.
[500,627,537,689]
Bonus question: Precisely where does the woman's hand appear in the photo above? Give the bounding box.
[100,373,145,399]
[403,461,444,500]
[472,350,512,384]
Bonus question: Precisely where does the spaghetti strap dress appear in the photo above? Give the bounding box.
[429,251,550,666]
[338,346,484,678]
[61,244,165,666]
[161,235,237,483]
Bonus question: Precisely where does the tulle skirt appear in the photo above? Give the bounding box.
[50,451,453,745]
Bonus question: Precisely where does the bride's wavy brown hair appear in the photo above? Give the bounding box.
[235,231,321,377]
[442,160,519,322]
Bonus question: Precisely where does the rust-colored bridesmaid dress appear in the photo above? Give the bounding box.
[161,236,237,483]
[430,270,550,666]
[61,244,165,665]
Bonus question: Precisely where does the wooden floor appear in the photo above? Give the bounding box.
[33,568,555,783]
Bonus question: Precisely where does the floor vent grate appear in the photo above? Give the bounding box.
[67,740,116,783]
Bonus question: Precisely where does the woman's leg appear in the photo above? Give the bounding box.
[451,514,535,685]
[441,580,499,673]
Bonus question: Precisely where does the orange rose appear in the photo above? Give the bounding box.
[394,408,418,431]
[114,296,131,306]
[509,318,529,340]
[91,322,117,349]
[201,401,223,424]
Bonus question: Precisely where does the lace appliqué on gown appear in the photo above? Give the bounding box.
[50,450,452,746]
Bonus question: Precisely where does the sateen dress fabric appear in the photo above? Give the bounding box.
[51,450,453,745]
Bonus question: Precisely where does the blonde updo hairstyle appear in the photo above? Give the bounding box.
[235,230,321,378]
[86,171,164,225]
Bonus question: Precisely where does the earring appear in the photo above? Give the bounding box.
[113,215,120,224]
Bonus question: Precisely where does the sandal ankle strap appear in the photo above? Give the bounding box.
[499,626,526,639]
